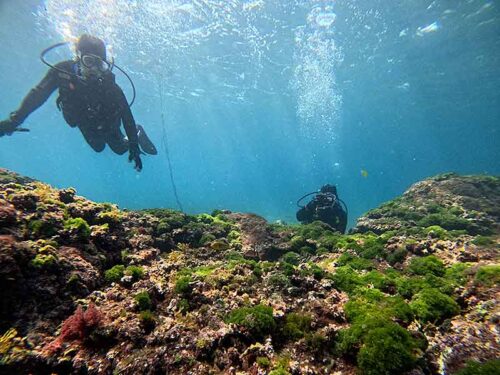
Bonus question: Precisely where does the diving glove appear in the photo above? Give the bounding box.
[0,118,20,137]
[128,143,143,172]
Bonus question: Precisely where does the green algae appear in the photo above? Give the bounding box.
[299,262,325,280]
[418,213,476,233]
[105,265,125,283]
[345,288,413,324]
[143,208,189,234]
[269,354,291,375]
[63,217,91,239]
[96,210,124,226]
[195,213,234,231]
[337,253,376,270]
[256,356,271,368]
[174,275,192,295]
[193,265,218,277]
[444,263,471,286]
[105,265,144,283]
[269,368,291,375]
[267,272,291,289]
[282,313,312,340]
[226,304,275,338]
[31,253,57,268]
[178,299,190,314]
[336,315,420,375]
[198,233,216,246]
[387,247,408,265]
[280,251,301,265]
[134,292,152,311]
[124,265,144,281]
[306,333,328,351]
[424,225,449,239]
[472,235,495,246]
[474,265,500,287]
[410,288,460,323]
[357,324,417,375]
[28,219,57,237]
[329,266,364,294]
[408,255,446,277]
[457,359,500,375]
[362,270,396,292]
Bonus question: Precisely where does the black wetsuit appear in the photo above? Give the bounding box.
[296,192,347,234]
[10,60,138,154]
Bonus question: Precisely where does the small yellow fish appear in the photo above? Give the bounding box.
[361,169,368,178]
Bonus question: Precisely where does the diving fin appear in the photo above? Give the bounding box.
[137,124,158,155]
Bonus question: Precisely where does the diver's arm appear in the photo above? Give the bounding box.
[117,87,138,145]
[9,67,60,125]
[305,197,318,211]
[117,85,142,171]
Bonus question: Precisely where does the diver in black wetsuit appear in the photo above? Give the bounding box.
[0,34,157,172]
[296,184,348,234]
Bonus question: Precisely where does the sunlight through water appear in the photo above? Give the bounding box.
[38,0,344,138]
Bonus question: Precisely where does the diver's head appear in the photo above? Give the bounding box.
[75,34,110,78]
[320,184,337,195]
[76,34,106,60]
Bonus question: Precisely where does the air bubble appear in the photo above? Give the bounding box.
[316,12,336,28]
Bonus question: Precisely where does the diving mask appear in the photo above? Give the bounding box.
[79,53,112,72]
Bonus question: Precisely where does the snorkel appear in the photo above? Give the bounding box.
[40,41,136,107]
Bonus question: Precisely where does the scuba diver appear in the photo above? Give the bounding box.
[296,184,348,234]
[0,34,157,172]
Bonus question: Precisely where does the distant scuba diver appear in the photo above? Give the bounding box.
[296,184,348,234]
[0,34,157,171]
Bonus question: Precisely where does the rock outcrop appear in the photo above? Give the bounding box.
[0,169,498,375]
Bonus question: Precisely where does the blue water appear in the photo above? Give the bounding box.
[1,0,499,228]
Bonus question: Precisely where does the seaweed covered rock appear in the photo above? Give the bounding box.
[0,169,498,375]
[0,173,139,334]
[354,174,500,236]
[224,212,290,260]
[0,168,35,185]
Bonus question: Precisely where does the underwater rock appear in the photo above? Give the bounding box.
[0,168,35,185]
[0,168,498,374]
[0,201,17,227]
[58,188,76,204]
[225,212,289,261]
[354,174,500,236]
[9,191,39,211]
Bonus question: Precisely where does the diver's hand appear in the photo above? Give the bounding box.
[128,143,143,172]
[0,119,20,137]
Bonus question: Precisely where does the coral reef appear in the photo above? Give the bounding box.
[0,170,498,374]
